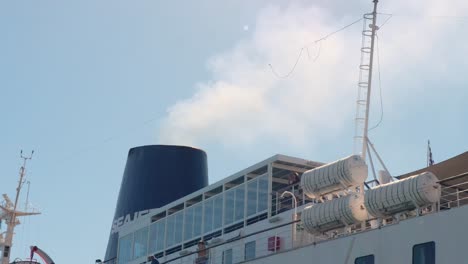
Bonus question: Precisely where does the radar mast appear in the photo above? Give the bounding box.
[0,151,41,264]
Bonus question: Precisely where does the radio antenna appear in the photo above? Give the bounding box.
[0,150,41,264]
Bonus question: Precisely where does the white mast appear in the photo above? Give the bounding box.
[354,0,379,160]
[0,151,40,264]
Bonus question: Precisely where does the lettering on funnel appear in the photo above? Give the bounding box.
[111,210,149,234]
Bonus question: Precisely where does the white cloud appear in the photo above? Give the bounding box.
[158,0,468,151]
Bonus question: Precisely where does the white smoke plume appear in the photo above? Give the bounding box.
[159,4,360,148]
[158,0,468,149]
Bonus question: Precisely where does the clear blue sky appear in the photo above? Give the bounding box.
[1,1,466,263]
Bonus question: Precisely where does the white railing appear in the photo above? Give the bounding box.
[439,172,468,209]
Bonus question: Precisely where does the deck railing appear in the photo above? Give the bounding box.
[439,172,468,209]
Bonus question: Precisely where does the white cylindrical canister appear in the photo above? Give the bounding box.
[301,155,368,198]
[301,193,369,234]
[365,171,440,218]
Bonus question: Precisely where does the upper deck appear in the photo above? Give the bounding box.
[110,152,468,264]
[110,154,323,264]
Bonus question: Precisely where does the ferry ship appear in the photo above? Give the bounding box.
[100,1,467,264]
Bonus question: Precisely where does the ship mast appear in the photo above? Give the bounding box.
[0,151,41,264]
[354,0,379,160]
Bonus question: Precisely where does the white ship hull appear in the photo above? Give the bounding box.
[250,206,467,264]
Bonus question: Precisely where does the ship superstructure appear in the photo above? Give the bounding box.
[103,152,323,264]
[103,150,468,264]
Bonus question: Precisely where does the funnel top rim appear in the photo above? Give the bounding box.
[128,145,206,154]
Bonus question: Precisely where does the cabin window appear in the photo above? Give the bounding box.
[174,212,184,245]
[184,206,195,241]
[235,187,245,221]
[166,212,183,247]
[224,189,235,225]
[204,198,214,233]
[413,241,435,264]
[224,185,246,225]
[246,174,269,218]
[193,203,203,237]
[213,195,223,229]
[166,214,176,247]
[247,180,258,216]
[222,249,233,264]
[149,219,166,253]
[258,175,269,212]
[149,222,158,253]
[245,241,256,261]
[133,226,148,259]
[355,254,374,264]
[156,220,165,251]
[117,233,133,264]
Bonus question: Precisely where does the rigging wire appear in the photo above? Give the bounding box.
[307,17,364,45]
[379,13,393,28]
[378,12,468,20]
[269,47,306,79]
[369,34,383,132]
[269,17,363,79]
[311,41,322,62]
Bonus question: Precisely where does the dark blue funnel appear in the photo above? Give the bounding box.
[104,145,208,262]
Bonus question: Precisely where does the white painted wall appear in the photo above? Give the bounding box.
[249,206,468,264]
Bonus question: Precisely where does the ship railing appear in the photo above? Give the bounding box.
[271,183,314,217]
[439,172,468,209]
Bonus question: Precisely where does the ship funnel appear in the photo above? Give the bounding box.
[104,145,208,263]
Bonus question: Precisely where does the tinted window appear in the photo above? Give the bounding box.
[213,195,223,229]
[166,214,175,247]
[133,227,148,259]
[245,241,256,261]
[184,206,194,241]
[174,212,184,245]
[247,180,258,216]
[355,254,374,264]
[223,249,233,264]
[193,203,203,237]
[155,220,165,251]
[204,198,214,233]
[224,190,235,225]
[118,233,133,264]
[235,187,245,222]
[149,220,166,254]
[148,222,158,254]
[258,175,269,212]
[413,242,435,264]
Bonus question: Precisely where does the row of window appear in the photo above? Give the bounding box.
[355,241,435,264]
[121,234,434,264]
[118,175,269,263]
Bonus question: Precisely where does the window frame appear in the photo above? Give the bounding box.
[412,241,435,264]
[117,233,134,264]
[133,226,148,260]
[222,248,233,264]
[354,254,374,264]
[244,241,256,261]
